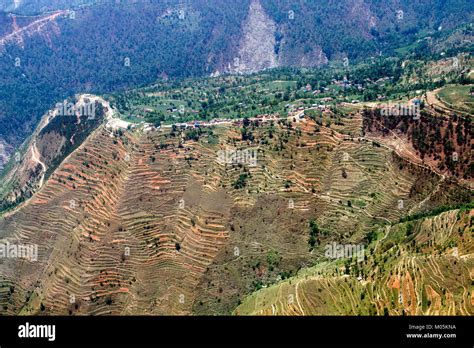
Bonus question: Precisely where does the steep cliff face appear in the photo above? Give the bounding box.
[230,0,277,74]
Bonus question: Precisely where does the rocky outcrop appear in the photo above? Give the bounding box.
[230,0,277,74]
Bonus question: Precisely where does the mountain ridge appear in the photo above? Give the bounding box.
[0,0,473,165]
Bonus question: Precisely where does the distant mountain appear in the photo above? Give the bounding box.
[0,0,472,169]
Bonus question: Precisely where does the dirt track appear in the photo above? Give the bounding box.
[0,10,68,50]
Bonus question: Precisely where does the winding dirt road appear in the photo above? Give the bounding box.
[30,140,46,188]
[0,10,69,50]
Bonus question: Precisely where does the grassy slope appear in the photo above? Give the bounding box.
[235,207,473,315]
[437,85,474,113]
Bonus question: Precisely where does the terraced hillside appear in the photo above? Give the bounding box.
[363,92,472,182]
[0,96,104,212]
[235,207,473,315]
[0,100,471,315]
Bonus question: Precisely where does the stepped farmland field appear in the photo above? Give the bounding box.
[0,96,471,316]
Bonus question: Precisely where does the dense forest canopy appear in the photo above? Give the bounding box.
[0,0,472,160]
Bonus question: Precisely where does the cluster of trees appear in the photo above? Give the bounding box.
[364,107,471,178]
[308,219,320,250]
[233,173,249,189]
